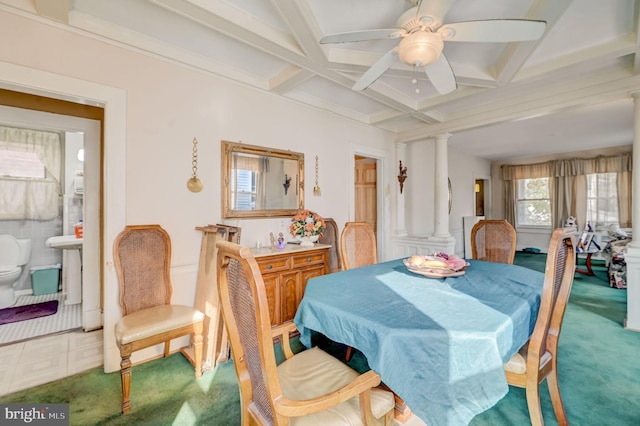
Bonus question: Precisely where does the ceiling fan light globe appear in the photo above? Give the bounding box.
[398,31,443,67]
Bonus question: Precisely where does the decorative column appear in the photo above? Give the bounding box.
[395,142,408,237]
[427,133,456,254]
[624,92,640,331]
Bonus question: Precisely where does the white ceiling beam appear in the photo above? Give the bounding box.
[34,0,71,23]
[269,0,327,64]
[632,0,640,73]
[399,70,640,142]
[269,66,314,93]
[150,0,417,114]
[495,0,573,86]
[519,34,637,81]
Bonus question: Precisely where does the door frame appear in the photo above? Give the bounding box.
[0,60,127,373]
[348,143,386,260]
[473,172,491,218]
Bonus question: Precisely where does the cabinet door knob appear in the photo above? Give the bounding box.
[307,257,311,262]
[267,265,272,269]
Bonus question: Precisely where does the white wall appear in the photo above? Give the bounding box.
[0,9,398,371]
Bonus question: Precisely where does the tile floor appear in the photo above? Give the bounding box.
[0,292,82,345]
[0,329,103,397]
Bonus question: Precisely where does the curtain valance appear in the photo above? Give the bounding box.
[502,153,632,181]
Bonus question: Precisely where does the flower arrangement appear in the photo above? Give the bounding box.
[289,209,326,238]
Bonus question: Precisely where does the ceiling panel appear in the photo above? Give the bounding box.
[6,0,638,160]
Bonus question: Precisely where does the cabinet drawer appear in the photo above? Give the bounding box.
[292,252,325,268]
[256,257,290,273]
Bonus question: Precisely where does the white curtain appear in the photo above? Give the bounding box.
[0,126,62,220]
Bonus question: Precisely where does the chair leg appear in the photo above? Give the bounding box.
[193,330,203,379]
[163,341,171,357]
[120,355,132,414]
[525,382,544,426]
[345,346,353,361]
[547,370,568,426]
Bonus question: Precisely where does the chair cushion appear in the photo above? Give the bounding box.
[504,343,553,374]
[114,304,204,345]
[277,347,395,425]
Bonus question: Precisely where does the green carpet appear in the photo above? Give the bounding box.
[1,253,639,425]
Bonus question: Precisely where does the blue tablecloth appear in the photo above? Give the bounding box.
[294,258,544,426]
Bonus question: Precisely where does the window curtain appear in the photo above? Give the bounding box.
[502,153,632,229]
[617,171,632,228]
[0,126,62,220]
[501,161,551,227]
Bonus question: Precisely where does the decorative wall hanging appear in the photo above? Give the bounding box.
[313,155,321,196]
[398,161,408,193]
[283,174,292,195]
[187,137,203,193]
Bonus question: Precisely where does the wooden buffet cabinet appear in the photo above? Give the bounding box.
[253,244,330,326]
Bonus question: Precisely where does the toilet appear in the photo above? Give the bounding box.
[0,235,32,309]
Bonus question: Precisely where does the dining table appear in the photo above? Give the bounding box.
[293,258,545,426]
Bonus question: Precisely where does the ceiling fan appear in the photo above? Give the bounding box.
[320,0,546,95]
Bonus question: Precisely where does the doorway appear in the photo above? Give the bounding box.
[474,178,490,217]
[349,145,384,259]
[354,155,377,237]
[475,179,485,216]
[0,93,103,345]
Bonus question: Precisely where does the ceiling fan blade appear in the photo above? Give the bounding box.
[416,0,454,21]
[352,47,399,91]
[424,54,457,95]
[320,29,404,44]
[440,19,546,42]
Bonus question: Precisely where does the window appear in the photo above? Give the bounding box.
[231,169,257,210]
[586,173,619,228]
[516,178,551,227]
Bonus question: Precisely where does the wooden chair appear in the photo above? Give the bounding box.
[340,222,377,270]
[113,225,204,414]
[470,219,517,264]
[339,222,377,361]
[503,227,576,426]
[318,218,342,273]
[216,240,395,426]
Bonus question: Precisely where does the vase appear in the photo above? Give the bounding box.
[296,235,319,247]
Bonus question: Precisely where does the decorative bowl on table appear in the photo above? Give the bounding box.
[403,253,469,278]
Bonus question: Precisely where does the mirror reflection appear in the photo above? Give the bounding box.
[222,141,304,218]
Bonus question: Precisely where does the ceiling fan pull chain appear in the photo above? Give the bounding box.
[413,65,420,94]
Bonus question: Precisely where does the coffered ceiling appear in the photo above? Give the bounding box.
[5,0,640,160]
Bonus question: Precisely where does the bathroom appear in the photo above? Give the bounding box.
[0,104,100,345]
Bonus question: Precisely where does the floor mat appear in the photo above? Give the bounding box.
[0,300,59,325]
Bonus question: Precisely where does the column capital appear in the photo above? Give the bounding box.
[434,133,452,142]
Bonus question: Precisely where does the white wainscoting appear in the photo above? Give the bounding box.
[391,228,463,260]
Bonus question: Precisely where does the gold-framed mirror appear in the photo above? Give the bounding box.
[222,141,304,218]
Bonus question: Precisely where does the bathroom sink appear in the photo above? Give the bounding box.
[46,235,83,250]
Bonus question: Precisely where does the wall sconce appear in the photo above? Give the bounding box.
[398,160,408,194]
[187,137,203,192]
[475,183,481,193]
[283,174,292,195]
[313,155,321,196]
